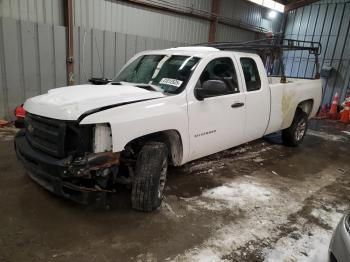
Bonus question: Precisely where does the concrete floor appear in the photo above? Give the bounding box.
[0,119,350,262]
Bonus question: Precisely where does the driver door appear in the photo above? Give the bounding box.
[187,56,246,161]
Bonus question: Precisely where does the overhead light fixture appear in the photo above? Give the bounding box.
[268,10,277,19]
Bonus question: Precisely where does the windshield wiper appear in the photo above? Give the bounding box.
[110,82,165,93]
[110,81,122,85]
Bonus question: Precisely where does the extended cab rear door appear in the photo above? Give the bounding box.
[187,55,246,161]
[236,54,270,142]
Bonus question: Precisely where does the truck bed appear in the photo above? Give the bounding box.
[265,77,323,135]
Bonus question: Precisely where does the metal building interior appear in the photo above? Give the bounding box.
[1,0,350,261]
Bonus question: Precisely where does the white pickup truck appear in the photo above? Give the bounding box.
[15,46,322,211]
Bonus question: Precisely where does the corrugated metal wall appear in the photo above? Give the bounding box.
[73,0,211,43]
[216,24,255,42]
[0,0,64,25]
[284,0,350,105]
[0,17,67,119]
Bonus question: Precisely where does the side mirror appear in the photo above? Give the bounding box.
[194,80,227,100]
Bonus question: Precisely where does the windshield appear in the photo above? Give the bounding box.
[113,55,201,94]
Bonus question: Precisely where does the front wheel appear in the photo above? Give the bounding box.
[131,141,168,212]
[282,109,308,147]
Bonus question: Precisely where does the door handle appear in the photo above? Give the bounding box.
[231,102,244,108]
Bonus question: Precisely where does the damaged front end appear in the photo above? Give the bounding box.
[65,151,120,190]
[14,114,123,206]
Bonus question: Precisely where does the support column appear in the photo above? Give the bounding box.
[64,0,74,85]
[208,0,220,43]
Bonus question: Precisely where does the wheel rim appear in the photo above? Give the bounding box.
[158,159,167,198]
[295,118,306,141]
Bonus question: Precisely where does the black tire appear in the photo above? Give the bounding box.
[131,141,168,212]
[282,109,308,147]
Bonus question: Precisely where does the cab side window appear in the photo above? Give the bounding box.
[240,58,261,91]
[197,57,240,97]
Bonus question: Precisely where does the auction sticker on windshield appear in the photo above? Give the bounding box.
[159,78,183,87]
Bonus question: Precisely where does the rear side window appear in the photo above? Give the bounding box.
[240,58,261,91]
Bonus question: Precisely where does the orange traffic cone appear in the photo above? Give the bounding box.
[329,92,339,120]
[340,99,350,124]
[15,105,26,119]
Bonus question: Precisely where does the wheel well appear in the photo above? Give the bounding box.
[124,130,183,166]
[297,99,314,116]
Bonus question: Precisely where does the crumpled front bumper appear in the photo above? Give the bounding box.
[14,130,109,206]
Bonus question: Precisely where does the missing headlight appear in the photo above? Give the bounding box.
[93,124,113,153]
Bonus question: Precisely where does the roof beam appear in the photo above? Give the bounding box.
[284,0,319,12]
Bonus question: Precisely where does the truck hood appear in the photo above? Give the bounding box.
[24,84,165,120]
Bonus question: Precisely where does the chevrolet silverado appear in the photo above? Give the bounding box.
[15,45,322,211]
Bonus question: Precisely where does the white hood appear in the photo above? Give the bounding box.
[24,84,165,120]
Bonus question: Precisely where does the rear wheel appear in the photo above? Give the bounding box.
[282,109,308,147]
[131,141,168,212]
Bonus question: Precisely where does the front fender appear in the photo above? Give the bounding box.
[80,94,190,165]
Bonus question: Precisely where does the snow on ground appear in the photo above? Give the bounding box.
[264,207,346,262]
[199,182,272,211]
[234,147,273,161]
[264,225,332,262]
[184,182,273,213]
[310,206,346,228]
[174,180,303,261]
[307,130,348,142]
[171,166,346,262]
